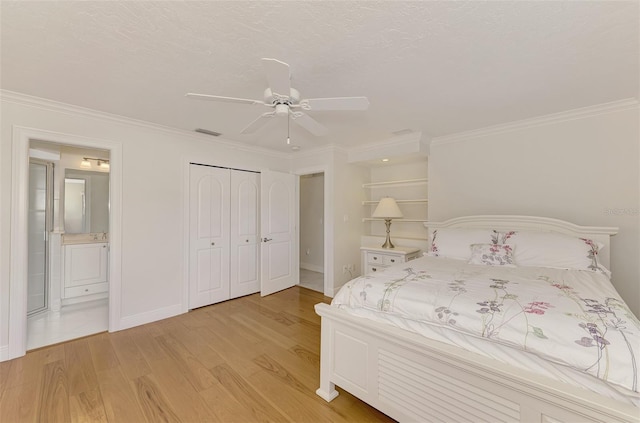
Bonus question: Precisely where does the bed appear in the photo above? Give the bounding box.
[315,215,639,422]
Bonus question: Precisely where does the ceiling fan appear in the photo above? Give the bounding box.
[186,58,369,137]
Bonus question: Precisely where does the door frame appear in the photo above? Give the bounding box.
[295,165,334,297]
[8,126,122,360]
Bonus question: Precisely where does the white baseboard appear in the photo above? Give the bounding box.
[117,303,183,331]
[0,345,9,362]
[300,262,324,273]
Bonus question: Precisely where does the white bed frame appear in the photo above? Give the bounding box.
[315,215,638,422]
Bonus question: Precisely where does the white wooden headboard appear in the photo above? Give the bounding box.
[424,215,618,269]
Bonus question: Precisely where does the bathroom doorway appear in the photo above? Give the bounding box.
[8,126,122,361]
[298,172,325,293]
[26,141,110,350]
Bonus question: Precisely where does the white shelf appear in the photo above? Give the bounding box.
[362,218,428,223]
[362,199,428,205]
[362,178,427,188]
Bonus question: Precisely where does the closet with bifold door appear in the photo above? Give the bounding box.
[189,163,260,309]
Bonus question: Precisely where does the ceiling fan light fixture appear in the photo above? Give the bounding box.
[186,58,369,137]
[275,104,289,116]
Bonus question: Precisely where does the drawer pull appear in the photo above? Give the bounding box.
[373,257,378,260]
[372,267,377,272]
[390,259,395,263]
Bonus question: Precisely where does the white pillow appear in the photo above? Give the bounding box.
[428,228,496,260]
[468,243,516,267]
[501,231,609,275]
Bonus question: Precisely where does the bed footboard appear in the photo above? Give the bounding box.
[315,303,638,423]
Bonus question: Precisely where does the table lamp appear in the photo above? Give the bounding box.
[372,197,404,248]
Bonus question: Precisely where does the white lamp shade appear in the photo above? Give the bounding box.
[372,197,403,219]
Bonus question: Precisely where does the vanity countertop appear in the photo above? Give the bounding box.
[62,233,109,245]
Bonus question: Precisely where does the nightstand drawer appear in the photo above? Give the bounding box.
[366,252,385,265]
[366,264,384,274]
[383,255,401,266]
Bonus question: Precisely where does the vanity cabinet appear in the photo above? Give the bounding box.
[63,242,109,298]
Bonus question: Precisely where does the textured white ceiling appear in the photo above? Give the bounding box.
[1,1,638,153]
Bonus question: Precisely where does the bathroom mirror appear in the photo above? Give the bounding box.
[64,169,109,234]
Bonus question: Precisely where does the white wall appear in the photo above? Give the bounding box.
[428,103,640,317]
[0,94,289,356]
[299,173,324,272]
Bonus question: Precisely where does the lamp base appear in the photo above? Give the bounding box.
[381,219,395,249]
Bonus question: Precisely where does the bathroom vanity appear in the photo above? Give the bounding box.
[62,234,109,301]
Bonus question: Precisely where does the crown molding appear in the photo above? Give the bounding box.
[431,98,639,147]
[0,90,290,160]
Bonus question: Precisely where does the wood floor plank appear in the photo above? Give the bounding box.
[129,324,170,363]
[87,332,120,372]
[4,348,46,389]
[38,359,71,422]
[133,374,181,423]
[147,357,222,422]
[109,329,152,380]
[154,333,218,392]
[0,358,13,401]
[96,366,147,423]
[0,382,40,423]
[198,381,258,423]
[69,389,108,423]
[64,338,99,396]
[210,363,290,422]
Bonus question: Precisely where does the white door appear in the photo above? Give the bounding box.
[189,165,230,308]
[260,170,297,296]
[230,171,260,298]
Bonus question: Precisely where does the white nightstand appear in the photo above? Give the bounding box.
[360,246,421,275]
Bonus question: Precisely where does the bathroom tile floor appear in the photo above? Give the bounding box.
[27,298,108,350]
[299,268,324,293]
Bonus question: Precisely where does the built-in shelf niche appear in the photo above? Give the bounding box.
[363,163,428,240]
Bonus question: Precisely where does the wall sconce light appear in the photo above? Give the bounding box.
[372,197,404,249]
[81,157,110,170]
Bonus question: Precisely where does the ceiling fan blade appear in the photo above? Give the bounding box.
[186,93,264,106]
[240,111,276,134]
[261,58,291,98]
[299,96,370,111]
[291,112,328,136]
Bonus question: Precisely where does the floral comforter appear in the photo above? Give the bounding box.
[333,256,640,393]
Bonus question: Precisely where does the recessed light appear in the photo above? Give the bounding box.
[382,158,389,162]
[291,146,300,151]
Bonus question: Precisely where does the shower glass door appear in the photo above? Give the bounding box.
[28,160,52,315]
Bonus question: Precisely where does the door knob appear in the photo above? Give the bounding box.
[211,242,215,246]
[262,237,273,242]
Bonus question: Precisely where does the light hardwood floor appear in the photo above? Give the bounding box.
[0,287,394,423]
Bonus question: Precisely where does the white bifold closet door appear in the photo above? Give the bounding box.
[229,170,260,298]
[189,165,260,309]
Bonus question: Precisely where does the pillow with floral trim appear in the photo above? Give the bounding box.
[501,231,610,276]
[468,243,516,267]
[428,228,496,260]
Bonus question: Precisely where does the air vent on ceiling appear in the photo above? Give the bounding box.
[195,128,222,137]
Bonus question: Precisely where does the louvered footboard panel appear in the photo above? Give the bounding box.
[378,349,521,422]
